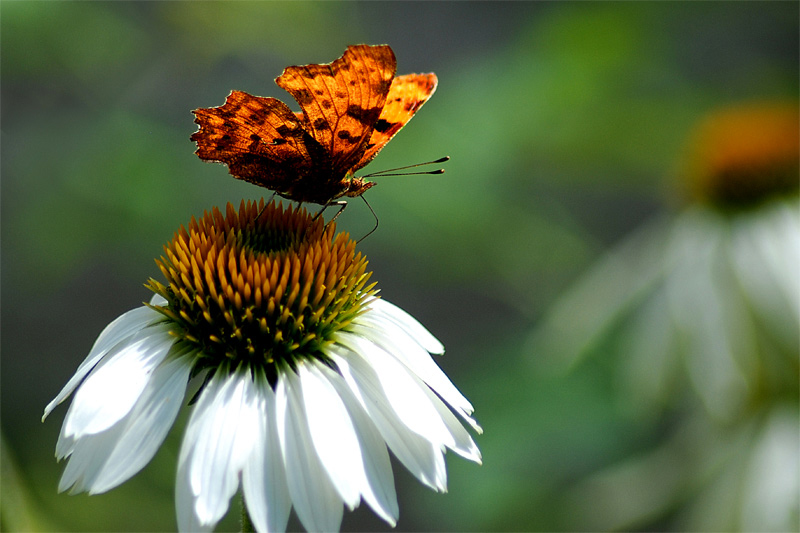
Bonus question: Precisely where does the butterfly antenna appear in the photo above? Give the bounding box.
[361,156,449,178]
[357,195,379,243]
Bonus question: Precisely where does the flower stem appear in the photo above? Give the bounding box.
[241,494,254,533]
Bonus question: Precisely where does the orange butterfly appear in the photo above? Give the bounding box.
[191,44,439,206]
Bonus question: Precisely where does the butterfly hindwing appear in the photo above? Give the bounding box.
[192,90,325,192]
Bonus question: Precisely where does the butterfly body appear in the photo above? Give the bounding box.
[191,44,437,205]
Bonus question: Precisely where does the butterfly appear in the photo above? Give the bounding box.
[191,44,440,206]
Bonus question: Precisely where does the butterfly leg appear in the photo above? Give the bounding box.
[326,201,348,225]
[309,200,347,225]
[356,195,379,243]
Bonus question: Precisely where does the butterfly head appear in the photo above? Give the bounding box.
[342,175,376,198]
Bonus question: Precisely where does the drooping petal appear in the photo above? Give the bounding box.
[275,367,343,533]
[328,344,448,493]
[176,451,213,533]
[57,421,126,494]
[314,362,399,525]
[56,351,193,494]
[296,361,362,509]
[63,323,175,438]
[730,203,800,350]
[241,370,291,533]
[665,209,752,420]
[43,305,164,421]
[415,379,482,463]
[87,352,194,493]
[335,332,456,451]
[177,370,262,530]
[349,319,481,433]
[364,298,444,355]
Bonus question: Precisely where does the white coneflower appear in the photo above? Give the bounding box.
[531,102,799,531]
[43,200,481,532]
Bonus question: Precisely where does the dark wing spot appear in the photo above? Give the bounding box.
[321,100,333,109]
[294,89,313,105]
[337,130,359,144]
[335,91,347,99]
[276,124,300,137]
[313,118,330,130]
[314,89,324,95]
[347,105,381,125]
[303,69,317,79]
[373,119,395,133]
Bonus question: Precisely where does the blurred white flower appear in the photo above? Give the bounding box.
[44,201,481,532]
[531,102,799,531]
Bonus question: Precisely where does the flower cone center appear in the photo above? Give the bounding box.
[683,102,799,209]
[147,200,376,383]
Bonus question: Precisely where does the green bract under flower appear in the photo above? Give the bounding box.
[146,200,376,381]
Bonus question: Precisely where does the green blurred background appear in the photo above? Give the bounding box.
[2,2,797,531]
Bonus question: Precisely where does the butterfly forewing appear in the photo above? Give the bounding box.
[276,44,397,175]
[354,72,438,171]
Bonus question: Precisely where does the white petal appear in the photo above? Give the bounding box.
[275,368,343,532]
[363,298,444,354]
[241,372,291,533]
[349,319,481,433]
[328,345,447,492]
[740,406,800,531]
[176,450,212,533]
[58,422,124,493]
[527,219,670,370]
[335,332,455,450]
[314,363,399,525]
[297,362,361,509]
[665,210,752,419]
[43,304,163,421]
[417,380,482,463]
[54,420,77,461]
[730,204,800,349]
[620,288,680,405]
[87,353,194,493]
[64,323,175,438]
[149,293,168,306]
[56,352,193,494]
[178,371,262,529]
